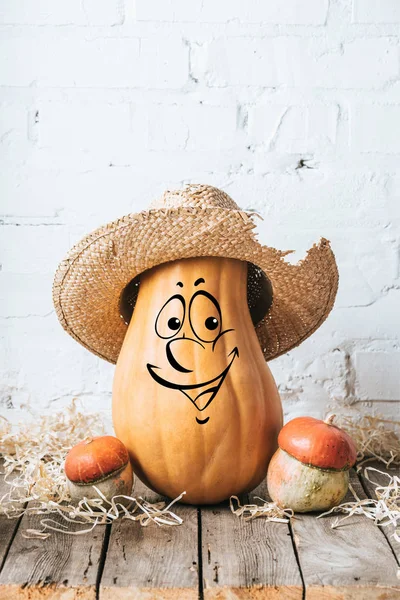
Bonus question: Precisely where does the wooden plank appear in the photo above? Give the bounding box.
[200,480,303,599]
[291,469,400,600]
[100,479,199,599]
[0,459,24,570]
[359,461,400,564]
[0,499,107,599]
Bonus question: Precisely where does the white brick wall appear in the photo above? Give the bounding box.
[135,0,330,25]
[0,0,124,26]
[352,105,400,153]
[355,352,400,400]
[353,0,400,23]
[1,0,399,428]
[191,37,398,89]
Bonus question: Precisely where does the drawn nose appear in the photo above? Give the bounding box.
[166,338,203,373]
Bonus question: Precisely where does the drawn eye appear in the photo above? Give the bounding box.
[155,295,185,339]
[205,317,219,330]
[189,291,222,343]
[168,317,181,330]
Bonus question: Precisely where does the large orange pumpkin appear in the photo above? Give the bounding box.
[112,256,282,504]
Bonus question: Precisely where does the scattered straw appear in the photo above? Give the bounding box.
[17,490,186,539]
[317,466,400,544]
[0,400,184,537]
[230,495,293,522]
[336,414,400,468]
[2,404,399,538]
[0,400,105,509]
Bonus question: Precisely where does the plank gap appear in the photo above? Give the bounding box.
[197,508,204,600]
[201,481,303,598]
[95,523,112,600]
[99,479,199,598]
[0,497,107,597]
[288,519,306,600]
[290,469,400,598]
[0,460,29,576]
[357,462,400,567]
[0,511,24,576]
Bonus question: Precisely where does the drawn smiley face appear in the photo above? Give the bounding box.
[146,277,239,425]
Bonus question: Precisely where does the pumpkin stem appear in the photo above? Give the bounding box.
[324,413,336,425]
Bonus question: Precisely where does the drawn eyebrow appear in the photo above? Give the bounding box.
[176,282,183,288]
[194,278,205,286]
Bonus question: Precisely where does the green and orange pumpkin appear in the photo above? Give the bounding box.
[267,415,357,512]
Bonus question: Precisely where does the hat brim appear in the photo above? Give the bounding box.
[53,206,338,363]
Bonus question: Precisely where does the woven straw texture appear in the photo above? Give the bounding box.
[53,184,339,364]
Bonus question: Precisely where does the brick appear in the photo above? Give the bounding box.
[331,232,398,308]
[0,225,70,273]
[353,0,400,23]
[203,0,329,24]
[193,37,398,89]
[226,172,390,232]
[0,168,163,225]
[0,33,137,87]
[352,104,400,153]
[34,101,236,169]
[191,38,280,87]
[329,290,400,342]
[147,103,237,150]
[0,273,54,317]
[136,0,329,24]
[304,351,347,385]
[138,37,189,89]
[0,315,104,402]
[355,352,400,400]
[278,36,399,89]
[0,0,83,25]
[134,0,201,23]
[147,105,189,150]
[292,350,348,401]
[113,148,244,180]
[36,100,145,168]
[0,169,66,218]
[82,0,124,26]
[386,174,400,221]
[0,0,123,25]
[248,103,339,152]
[0,32,188,88]
[0,102,36,167]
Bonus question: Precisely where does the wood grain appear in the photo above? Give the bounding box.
[1,463,400,598]
[0,503,107,599]
[200,480,303,599]
[359,461,400,565]
[0,459,24,570]
[291,469,400,599]
[100,478,199,599]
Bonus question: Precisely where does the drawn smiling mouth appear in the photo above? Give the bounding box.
[147,347,239,423]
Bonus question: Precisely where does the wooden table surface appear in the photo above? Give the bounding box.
[0,461,399,599]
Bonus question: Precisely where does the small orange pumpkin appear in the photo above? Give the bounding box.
[65,436,133,501]
[112,256,283,504]
[267,415,357,512]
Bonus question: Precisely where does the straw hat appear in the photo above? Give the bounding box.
[53,184,338,364]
